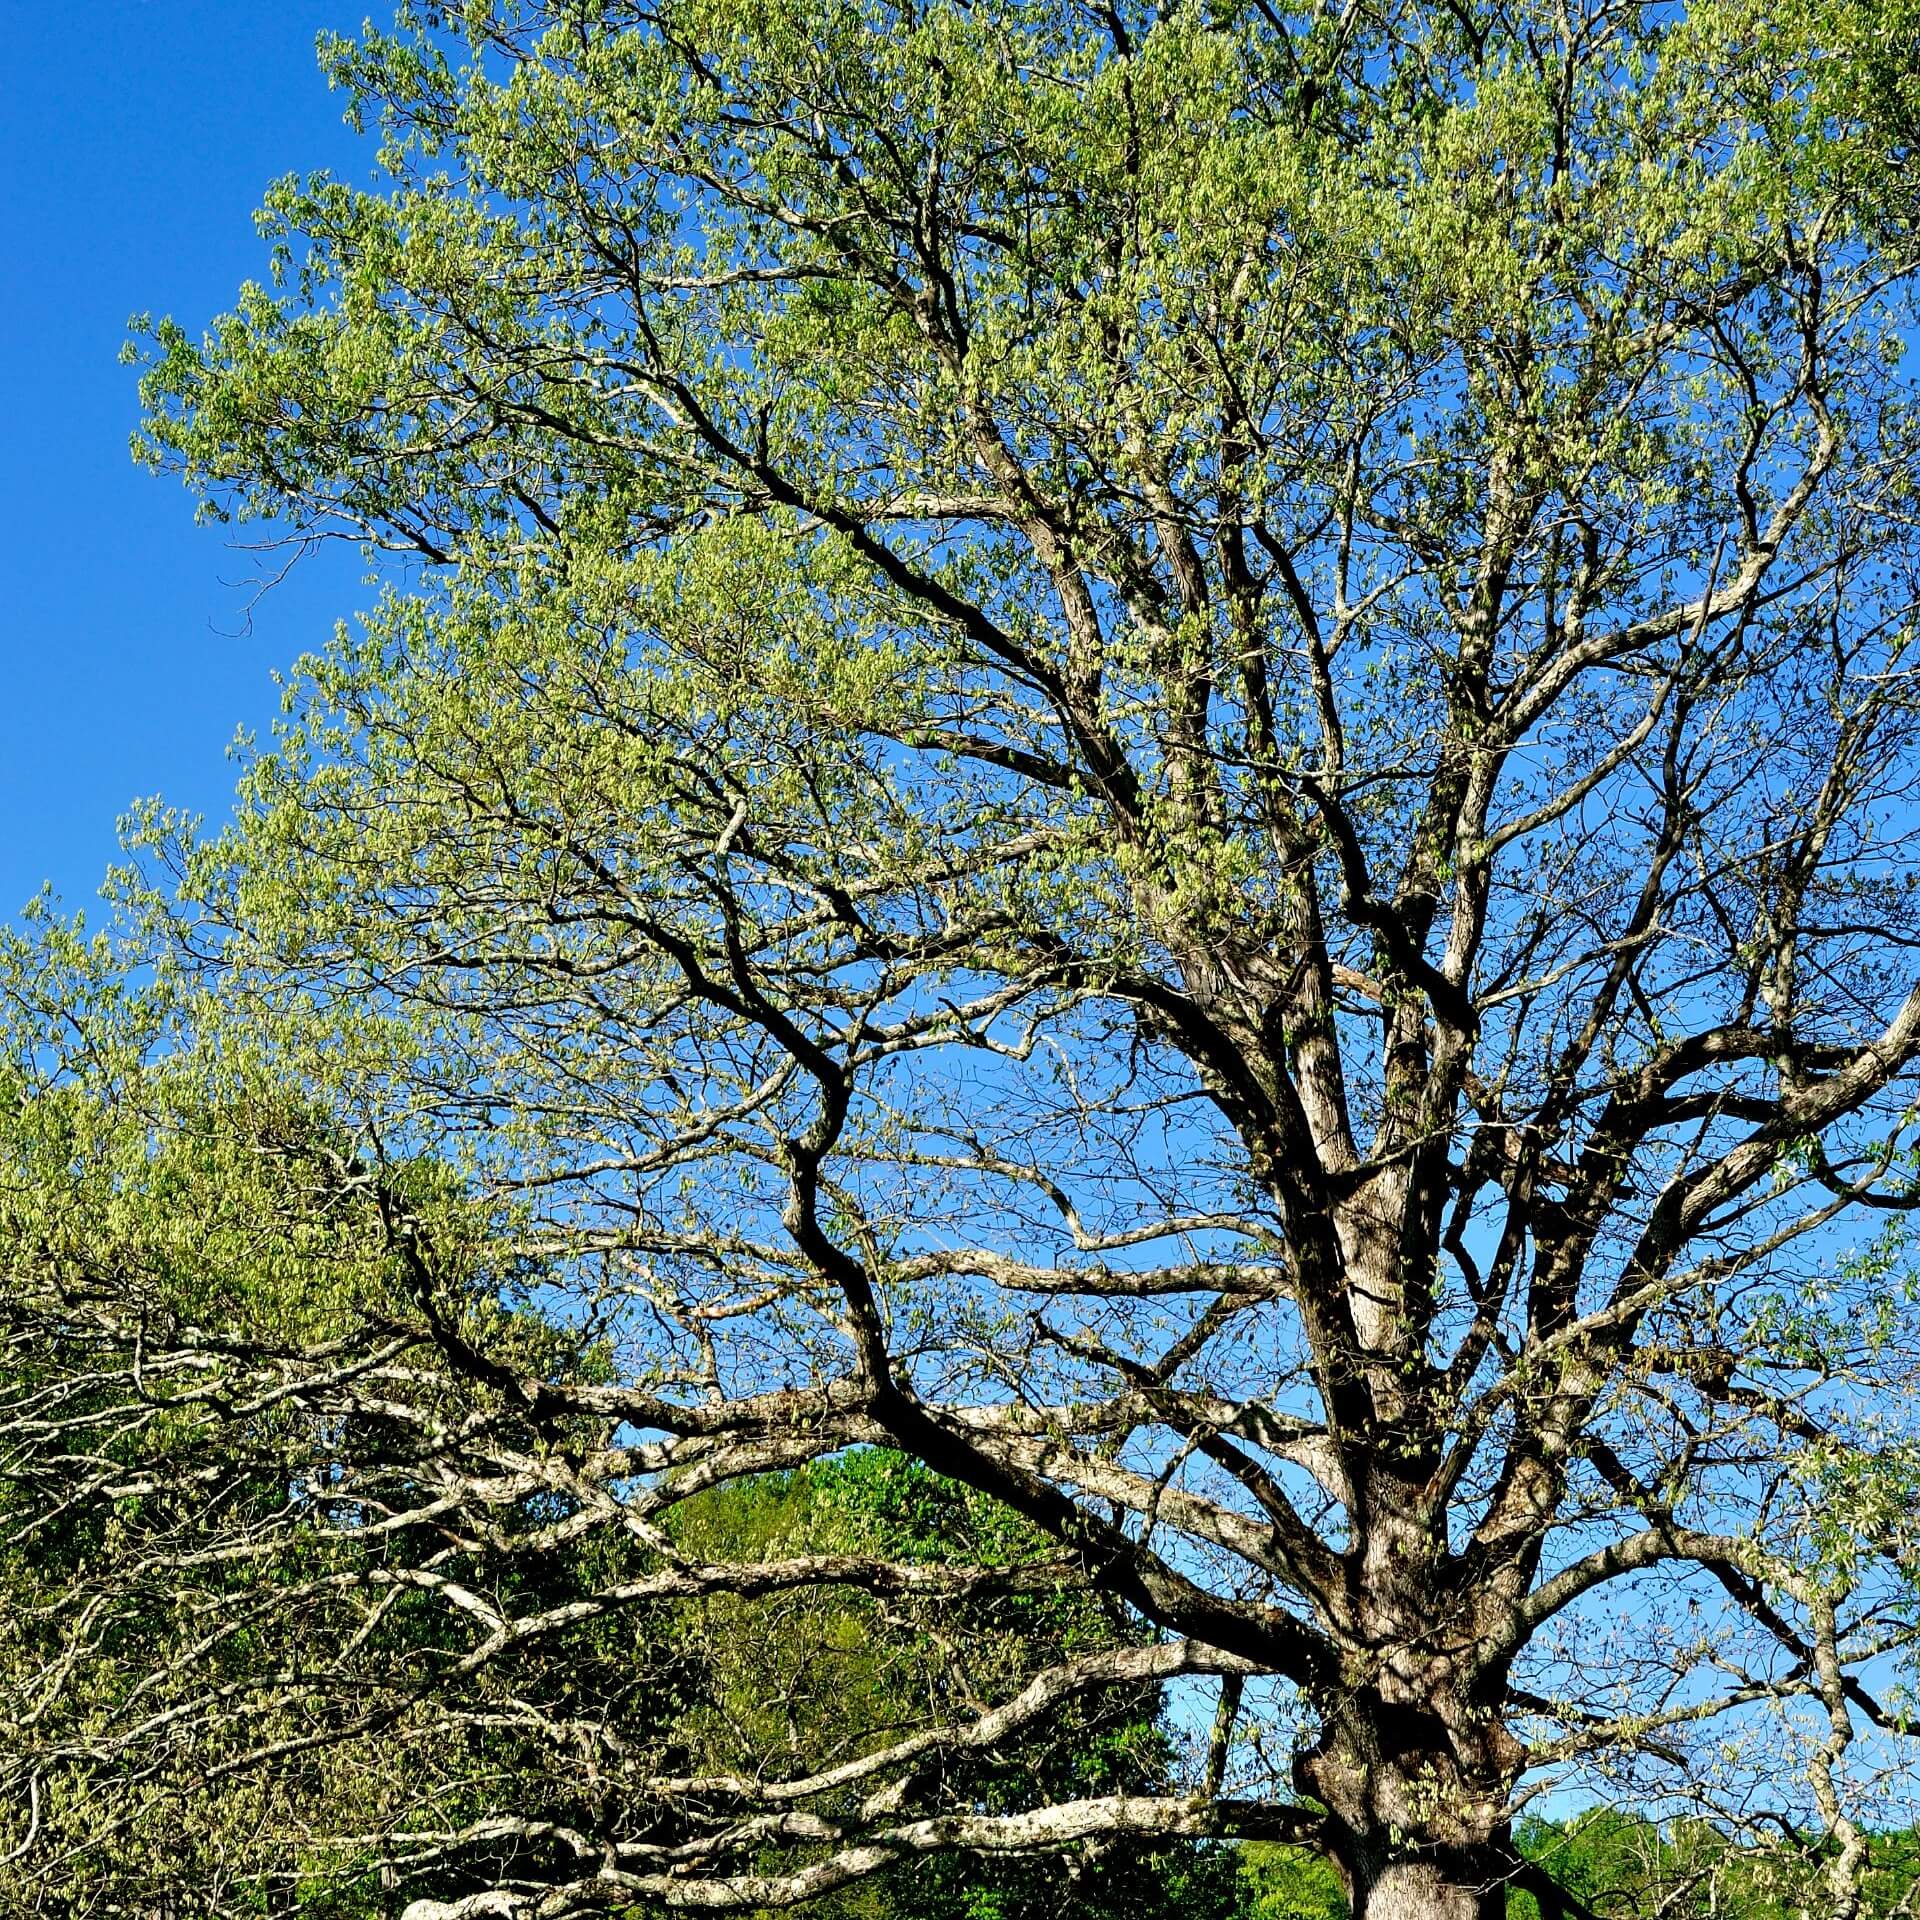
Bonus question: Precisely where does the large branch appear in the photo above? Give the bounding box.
[398,1792,1325,1919]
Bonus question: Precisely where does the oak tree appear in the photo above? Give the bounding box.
[10,0,1920,1914]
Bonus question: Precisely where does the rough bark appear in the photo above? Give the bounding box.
[1349,1853,1505,1920]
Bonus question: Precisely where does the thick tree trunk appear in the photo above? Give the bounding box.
[1299,1686,1517,1920]
[1347,1847,1505,1919]
[1286,1429,1525,1919]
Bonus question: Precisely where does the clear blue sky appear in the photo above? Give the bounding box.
[0,4,380,919]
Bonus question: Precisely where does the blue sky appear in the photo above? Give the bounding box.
[0,4,381,920]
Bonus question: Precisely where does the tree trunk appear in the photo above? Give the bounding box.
[1300,1700,1517,1920]
[1348,1845,1506,1919]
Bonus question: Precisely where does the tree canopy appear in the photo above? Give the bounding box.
[9,0,1920,1915]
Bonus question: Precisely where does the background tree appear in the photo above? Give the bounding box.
[10,0,1920,1914]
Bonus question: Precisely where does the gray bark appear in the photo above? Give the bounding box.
[1349,1850,1505,1920]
